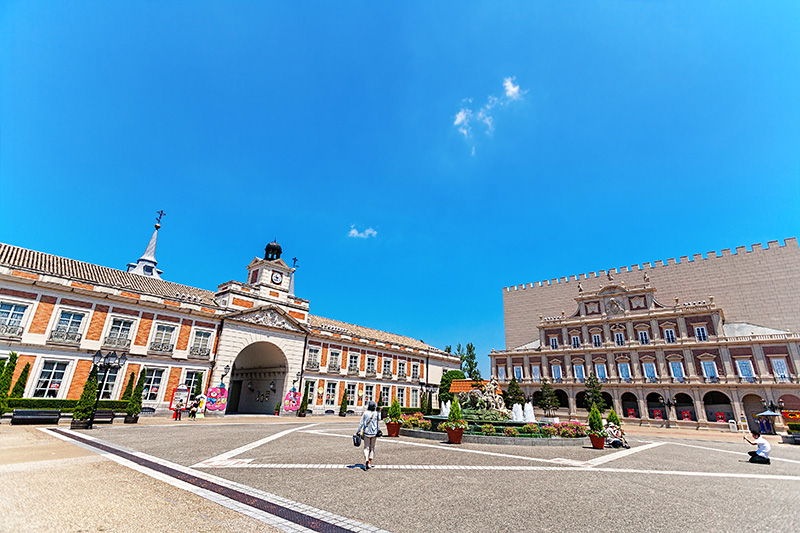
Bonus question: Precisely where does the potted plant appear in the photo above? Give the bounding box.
[125,369,146,424]
[440,399,467,444]
[71,366,99,430]
[297,382,309,417]
[587,402,607,449]
[339,388,348,417]
[274,401,281,416]
[385,398,402,437]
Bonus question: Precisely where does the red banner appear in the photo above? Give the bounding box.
[627,408,636,418]
[681,410,691,421]
[653,409,663,420]
[715,412,726,423]
[781,410,800,420]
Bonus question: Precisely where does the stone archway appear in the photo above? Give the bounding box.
[703,390,733,423]
[553,389,569,413]
[621,392,639,418]
[646,392,666,420]
[674,393,695,421]
[227,341,288,415]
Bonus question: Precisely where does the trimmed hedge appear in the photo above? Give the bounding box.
[788,422,800,433]
[381,407,440,418]
[7,399,127,413]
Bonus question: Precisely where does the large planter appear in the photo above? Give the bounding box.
[446,428,464,444]
[589,435,606,449]
[124,415,139,424]
[386,421,401,437]
[70,419,92,430]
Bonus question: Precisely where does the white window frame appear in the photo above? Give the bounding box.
[97,366,122,400]
[574,364,585,381]
[0,300,30,331]
[325,381,338,407]
[592,334,602,348]
[736,359,755,380]
[32,359,73,399]
[513,365,523,381]
[191,329,213,352]
[382,359,392,375]
[308,347,320,365]
[304,380,316,402]
[398,361,406,375]
[551,364,562,381]
[329,350,341,367]
[411,363,419,379]
[364,384,374,402]
[694,326,708,342]
[594,363,607,380]
[397,387,405,407]
[151,323,177,347]
[142,367,167,402]
[530,365,541,382]
[664,328,677,344]
[638,329,650,345]
[366,357,376,373]
[614,332,625,346]
[701,360,718,378]
[642,362,658,380]
[571,335,581,349]
[618,362,631,381]
[549,337,559,350]
[669,361,685,380]
[497,366,506,381]
[348,353,359,370]
[346,383,356,405]
[50,308,87,342]
[771,358,790,382]
[410,388,419,408]
[380,386,390,405]
[183,370,204,399]
[106,316,136,343]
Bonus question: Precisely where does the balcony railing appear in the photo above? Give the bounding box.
[552,377,563,383]
[738,376,759,384]
[704,376,720,384]
[671,377,686,384]
[0,324,23,337]
[149,342,174,353]
[306,360,320,371]
[382,370,393,379]
[644,377,659,384]
[775,376,793,383]
[104,336,131,349]
[366,369,377,378]
[398,371,407,380]
[49,330,81,343]
[347,365,359,375]
[327,363,341,373]
[190,346,210,357]
[598,377,608,383]
[619,377,632,383]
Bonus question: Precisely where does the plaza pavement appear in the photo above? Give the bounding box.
[3,414,799,532]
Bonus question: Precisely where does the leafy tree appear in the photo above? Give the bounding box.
[583,373,607,413]
[73,366,99,421]
[537,378,560,416]
[10,362,31,398]
[420,389,427,414]
[607,408,621,427]
[298,381,310,415]
[0,351,19,415]
[438,369,466,404]
[126,369,146,417]
[193,372,204,399]
[502,377,525,408]
[339,388,349,415]
[377,388,384,409]
[460,343,482,381]
[588,403,604,435]
[120,372,135,401]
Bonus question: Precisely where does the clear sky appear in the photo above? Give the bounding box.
[2,3,799,378]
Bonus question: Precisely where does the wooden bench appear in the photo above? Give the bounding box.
[10,409,61,425]
[92,409,115,424]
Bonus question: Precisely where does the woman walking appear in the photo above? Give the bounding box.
[357,401,381,470]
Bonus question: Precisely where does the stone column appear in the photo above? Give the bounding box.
[692,388,708,424]
[683,348,697,379]
[655,350,668,379]
[561,326,569,347]
[677,315,689,339]
[564,353,573,381]
[631,351,642,380]
[612,393,622,416]
[751,343,771,380]
[650,318,660,341]
[607,352,617,380]
[541,355,550,379]
[637,392,650,422]
[567,391,577,418]
[523,355,530,380]
[719,346,736,380]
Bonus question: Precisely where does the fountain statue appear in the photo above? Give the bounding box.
[456,377,510,417]
[523,402,536,423]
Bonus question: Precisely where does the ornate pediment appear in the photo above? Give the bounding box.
[230,306,306,333]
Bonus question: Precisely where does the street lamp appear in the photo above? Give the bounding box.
[89,350,127,429]
[762,398,784,412]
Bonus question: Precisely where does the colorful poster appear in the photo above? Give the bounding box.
[206,386,228,411]
[195,394,207,419]
[626,408,636,418]
[781,410,800,420]
[283,388,301,411]
[653,409,663,420]
[715,412,726,423]
[681,410,691,421]
[170,384,190,411]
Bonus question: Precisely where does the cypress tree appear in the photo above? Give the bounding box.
[607,408,621,427]
[537,378,560,416]
[120,372,135,401]
[503,377,525,408]
[588,403,604,435]
[0,352,19,415]
[339,387,349,415]
[126,369,146,417]
[298,381,310,415]
[448,398,463,422]
[193,372,204,399]
[10,362,31,398]
[420,390,428,414]
[73,366,99,421]
[583,373,607,413]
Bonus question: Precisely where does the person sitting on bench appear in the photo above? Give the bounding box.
[744,429,771,465]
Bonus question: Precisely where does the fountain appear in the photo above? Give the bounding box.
[439,400,451,419]
[523,402,536,423]
[511,404,524,422]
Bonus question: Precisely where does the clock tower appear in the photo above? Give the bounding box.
[245,240,294,297]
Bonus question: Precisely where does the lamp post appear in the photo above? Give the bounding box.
[762,398,784,413]
[89,350,127,430]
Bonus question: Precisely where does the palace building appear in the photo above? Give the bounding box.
[491,238,800,431]
[0,223,459,415]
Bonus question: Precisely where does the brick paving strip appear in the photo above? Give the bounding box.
[45,428,389,533]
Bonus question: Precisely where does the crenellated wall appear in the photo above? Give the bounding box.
[503,238,800,350]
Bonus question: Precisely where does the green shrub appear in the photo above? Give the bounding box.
[126,369,146,417]
[298,381,309,415]
[72,366,99,421]
[502,377,525,409]
[0,352,18,416]
[7,398,127,412]
[10,362,31,398]
[438,369,466,404]
[588,403,605,436]
[607,408,621,427]
[418,419,432,430]
[504,427,519,437]
[193,372,204,399]
[481,424,496,435]
[120,372,135,401]
[541,425,558,437]
[788,423,800,433]
[520,423,538,434]
[339,389,349,415]
[387,398,403,423]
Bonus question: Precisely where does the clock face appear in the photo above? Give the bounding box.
[271,271,283,285]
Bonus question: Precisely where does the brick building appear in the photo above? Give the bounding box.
[0,224,459,415]
[491,238,800,431]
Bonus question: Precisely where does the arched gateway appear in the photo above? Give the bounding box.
[227,341,289,414]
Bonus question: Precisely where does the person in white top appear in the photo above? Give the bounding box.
[744,429,771,465]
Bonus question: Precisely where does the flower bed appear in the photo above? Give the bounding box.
[399,426,589,447]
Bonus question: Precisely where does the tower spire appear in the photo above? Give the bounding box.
[126,211,165,278]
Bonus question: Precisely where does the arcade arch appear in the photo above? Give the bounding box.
[226,341,289,415]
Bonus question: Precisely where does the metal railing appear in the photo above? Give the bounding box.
[704,376,720,384]
[0,324,23,337]
[347,365,359,375]
[104,336,131,349]
[644,377,659,384]
[382,370,393,379]
[738,376,759,384]
[327,363,341,372]
[306,361,320,371]
[149,342,174,353]
[366,369,377,378]
[190,346,210,357]
[49,330,81,343]
[398,371,407,379]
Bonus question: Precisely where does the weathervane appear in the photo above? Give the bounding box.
[156,210,166,225]
[292,257,298,268]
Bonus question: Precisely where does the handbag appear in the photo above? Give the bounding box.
[374,413,383,438]
[353,432,362,447]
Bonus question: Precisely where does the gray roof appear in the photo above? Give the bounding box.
[308,314,446,353]
[722,322,789,337]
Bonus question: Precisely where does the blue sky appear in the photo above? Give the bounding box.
[2,3,799,378]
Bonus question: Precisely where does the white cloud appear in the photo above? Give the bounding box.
[453,76,526,153]
[348,226,377,239]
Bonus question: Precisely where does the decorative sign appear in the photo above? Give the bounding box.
[627,408,636,418]
[50,383,60,389]
[194,394,207,419]
[681,410,691,421]
[169,384,190,411]
[206,386,228,411]
[283,388,301,411]
[715,412,726,423]
[781,410,800,420]
[653,409,663,420]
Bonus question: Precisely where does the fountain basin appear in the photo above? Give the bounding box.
[399,428,589,447]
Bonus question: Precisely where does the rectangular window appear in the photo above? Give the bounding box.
[412,363,419,379]
[618,363,631,381]
[0,302,27,333]
[571,336,581,349]
[383,360,392,375]
[348,353,359,371]
[549,337,558,350]
[513,366,523,381]
[33,361,69,398]
[530,365,541,382]
[638,330,650,345]
[380,386,389,405]
[595,363,607,380]
[592,334,602,347]
[108,318,133,340]
[772,358,790,382]
[737,359,755,382]
[694,326,708,341]
[329,351,341,367]
[97,367,120,400]
[52,311,84,342]
[364,384,374,402]
[184,371,202,399]
[410,389,418,408]
[497,366,506,381]
[304,380,315,402]
[142,368,165,401]
[643,362,657,381]
[191,330,212,352]
[346,383,356,405]
[702,361,718,379]
[398,362,406,376]
[152,325,176,349]
[664,329,677,343]
[367,357,376,373]
[325,382,337,406]
[308,348,320,365]
[670,361,685,381]
[574,364,585,382]
[551,365,562,381]
[397,387,405,406]
[614,332,625,346]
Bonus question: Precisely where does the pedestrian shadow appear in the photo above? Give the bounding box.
[347,464,367,471]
